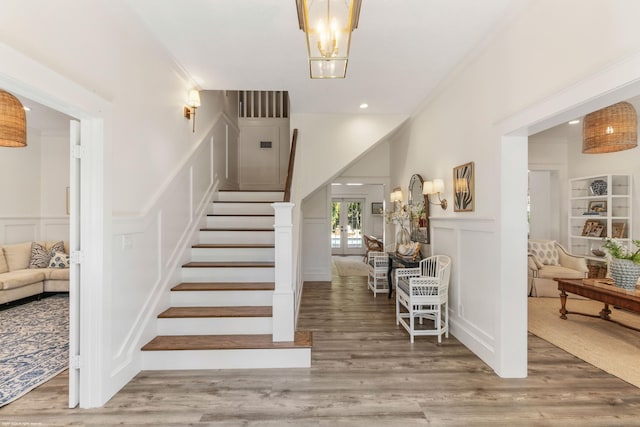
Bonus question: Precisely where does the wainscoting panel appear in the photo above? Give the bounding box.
[108,114,232,387]
[0,217,70,245]
[302,218,331,281]
[431,217,498,368]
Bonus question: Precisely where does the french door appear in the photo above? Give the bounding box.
[331,198,364,255]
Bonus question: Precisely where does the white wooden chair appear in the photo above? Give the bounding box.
[395,255,452,343]
[367,251,389,297]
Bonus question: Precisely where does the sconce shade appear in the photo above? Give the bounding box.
[422,181,433,195]
[432,179,445,194]
[582,101,637,154]
[188,89,201,108]
[390,187,403,203]
[0,89,27,147]
[296,0,361,79]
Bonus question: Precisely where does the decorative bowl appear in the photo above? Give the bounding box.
[590,179,607,196]
[592,249,606,257]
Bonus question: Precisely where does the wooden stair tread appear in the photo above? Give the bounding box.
[182,261,274,268]
[207,214,274,217]
[158,306,272,318]
[172,282,275,291]
[192,243,274,249]
[219,190,284,192]
[142,332,312,351]
[214,201,275,204]
[200,228,273,232]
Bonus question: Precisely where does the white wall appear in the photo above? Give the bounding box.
[0,1,239,407]
[0,128,70,244]
[386,0,640,378]
[300,142,391,281]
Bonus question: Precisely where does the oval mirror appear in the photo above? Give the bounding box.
[408,174,430,244]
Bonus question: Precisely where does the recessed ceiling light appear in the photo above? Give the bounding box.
[359,103,368,109]
[23,106,31,112]
[568,119,580,125]
[346,183,363,186]
[331,183,342,186]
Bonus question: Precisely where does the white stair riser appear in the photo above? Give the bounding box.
[191,247,274,262]
[198,230,274,245]
[142,348,311,370]
[171,290,273,307]
[206,215,274,229]
[216,191,283,202]
[181,267,275,282]
[157,317,272,335]
[211,203,274,215]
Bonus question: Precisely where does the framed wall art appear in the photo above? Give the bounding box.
[453,161,474,212]
[371,202,384,215]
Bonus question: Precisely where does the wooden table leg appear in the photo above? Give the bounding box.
[599,303,611,320]
[559,290,568,319]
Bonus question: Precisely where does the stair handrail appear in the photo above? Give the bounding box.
[283,129,298,202]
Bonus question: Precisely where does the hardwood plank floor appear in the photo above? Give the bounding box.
[3,271,640,426]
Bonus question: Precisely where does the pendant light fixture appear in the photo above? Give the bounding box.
[0,89,27,147]
[296,0,361,79]
[582,101,637,154]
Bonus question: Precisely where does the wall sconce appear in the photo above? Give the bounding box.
[390,187,403,209]
[184,89,201,133]
[423,179,447,210]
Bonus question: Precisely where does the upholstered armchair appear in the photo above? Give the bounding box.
[528,239,589,297]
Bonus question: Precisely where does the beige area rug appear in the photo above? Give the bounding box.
[332,256,369,277]
[528,297,640,388]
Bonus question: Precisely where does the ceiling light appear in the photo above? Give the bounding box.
[0,89,27,147]
[359,103,368,109]
[296,0,361,79]
[568,119,579,125]
[346,183,363,186]
[582,101,637,154]
[23,106,31,112]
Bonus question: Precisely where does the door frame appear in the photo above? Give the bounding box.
[0,45,108,408]
[331,197,365,256]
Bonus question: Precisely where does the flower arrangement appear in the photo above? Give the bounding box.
[385,204,410,226]
[602,238,640,263]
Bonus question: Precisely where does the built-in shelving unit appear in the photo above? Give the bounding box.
[568,174,632,263]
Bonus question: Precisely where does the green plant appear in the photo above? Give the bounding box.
[602,238,640,263]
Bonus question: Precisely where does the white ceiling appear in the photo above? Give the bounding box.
[125,0,521,115]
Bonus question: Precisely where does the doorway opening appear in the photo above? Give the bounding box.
[331,198,364,255]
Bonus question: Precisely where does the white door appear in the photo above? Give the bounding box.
[331,198,364,255]
[68,120,81,408]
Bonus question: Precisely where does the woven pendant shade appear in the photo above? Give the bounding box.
[582,101,637,154]
[0,89,26,148]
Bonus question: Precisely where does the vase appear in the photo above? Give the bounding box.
[608,258,640,291]
[395,225,411,250]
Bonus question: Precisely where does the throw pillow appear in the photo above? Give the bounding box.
[48,252,70,268]
[527,240,558,265]
[29,241,66,268]
[29,242,51,268]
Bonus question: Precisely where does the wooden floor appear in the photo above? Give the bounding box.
[3,272,640,426]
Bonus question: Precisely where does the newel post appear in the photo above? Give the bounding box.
[271,202,295,341]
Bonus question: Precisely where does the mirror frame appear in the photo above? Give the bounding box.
[408,173,430,244]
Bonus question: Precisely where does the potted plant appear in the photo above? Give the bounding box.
[602,238,640,290]
[385,205,411,250]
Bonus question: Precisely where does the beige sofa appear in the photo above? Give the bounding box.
[528,239,589,297]
[0,241,70,305]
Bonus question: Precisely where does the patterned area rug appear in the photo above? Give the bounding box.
[332,256,369,277]
[0,294,69,407]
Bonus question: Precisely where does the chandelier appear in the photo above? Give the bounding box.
[296,0,361,79]
[582,101,637,154]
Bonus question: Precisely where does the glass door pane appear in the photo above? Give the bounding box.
[331,198,364,255]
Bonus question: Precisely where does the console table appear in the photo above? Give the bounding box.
[555,278,640,332]
[386,252,420,299]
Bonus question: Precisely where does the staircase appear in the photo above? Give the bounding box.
[141,190,311,370]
